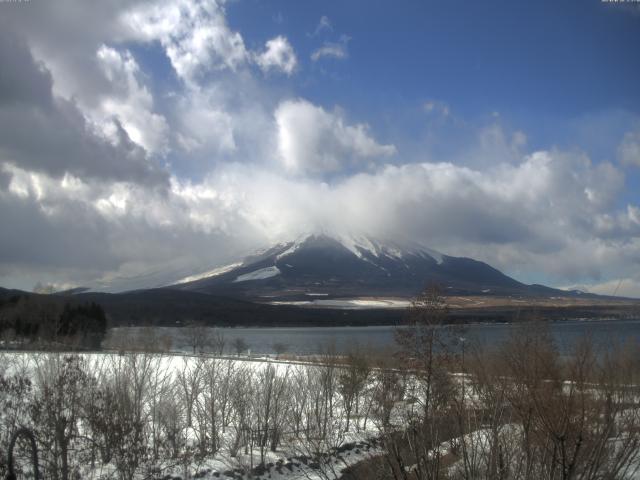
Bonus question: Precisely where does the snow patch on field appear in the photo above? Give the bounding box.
[234,266,281,282]
[271,298,411,309]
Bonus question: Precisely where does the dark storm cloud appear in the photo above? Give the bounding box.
[0,168,12,191]
[0,174,254,291]
[0,26,169,187]
[0,28,53,108]
[0,0,142,103]
[0,190,114,271]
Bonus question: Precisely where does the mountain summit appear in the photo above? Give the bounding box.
[169,233,559,300]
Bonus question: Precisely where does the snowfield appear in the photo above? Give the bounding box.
[270,298,411,309]
[174,263,244,285]
[233,266,281,283]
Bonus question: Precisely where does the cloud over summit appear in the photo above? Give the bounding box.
[275,99,396,175]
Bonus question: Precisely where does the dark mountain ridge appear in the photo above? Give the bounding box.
[170,233,577,300]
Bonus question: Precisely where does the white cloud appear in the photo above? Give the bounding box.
[424,100,450,117]
[95,45,169,155]
[311,33,350,62]
[1,145,639,291]
[311,41,349,62]
[175,88,237,155]
[618,128,640,167]
[628,205,640,225]
[255,36,297,75]
[274,99,396,174]
[123,0,248,82]
[311,16,333,36]
[124,1,301,81]
[578,278,640,299]
[478,124,528,162]
[311,44,346,62]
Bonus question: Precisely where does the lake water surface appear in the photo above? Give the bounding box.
[111,318,640,355]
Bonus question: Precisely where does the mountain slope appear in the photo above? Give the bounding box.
[169,233,555,300]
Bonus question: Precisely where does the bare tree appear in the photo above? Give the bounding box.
[251,364,292,466]
[0,354,33,478]
[227,365,252,459]
[156,384,185,460]
[232,337,249,357]
[176,357,203,428]
[272,342,288,358]
[184,322,204,355]
[338,349,371,431]
[145,356,174,462]
[195,357,236,455]
[107,353,156,480]
[30,354,92,480]
[184,323,225,355]
[291,366,310,437]
[380,284,459,480]
[209,328,226,355]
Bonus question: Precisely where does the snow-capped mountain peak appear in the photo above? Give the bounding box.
[169,231,536,300]
[274,232,445,265]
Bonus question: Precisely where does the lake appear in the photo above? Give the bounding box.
[109,318,640,355]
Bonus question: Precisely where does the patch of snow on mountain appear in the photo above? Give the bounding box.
[337,234,380,259]
[233,266,281,283]
[423,247,444,264]
[336,233,446,265]
[174,262,243,285]
[276,233,313,260]
[382,246,404,259]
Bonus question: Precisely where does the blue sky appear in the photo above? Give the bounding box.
[229,0,639,125]
[0,0,639,294]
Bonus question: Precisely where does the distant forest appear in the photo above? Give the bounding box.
[0,293,107,349]
[1,286,638,347]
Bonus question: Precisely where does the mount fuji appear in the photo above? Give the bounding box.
[10,233,630,328]
[168,233,564,301]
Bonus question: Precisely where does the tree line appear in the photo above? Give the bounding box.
[0,294,108,349]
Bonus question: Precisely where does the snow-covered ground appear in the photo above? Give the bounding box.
[0,352,384,480]
[3,349,640,480]
[270,298,411,309]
